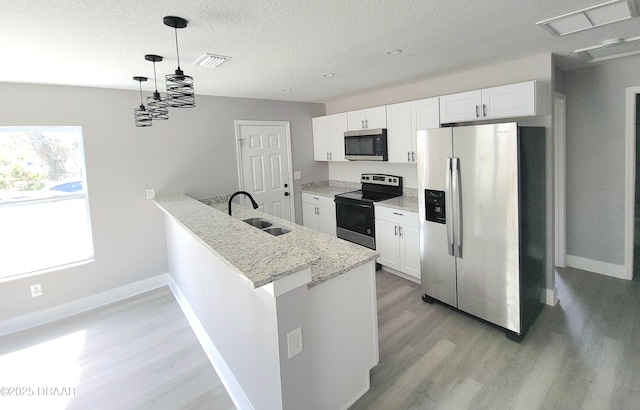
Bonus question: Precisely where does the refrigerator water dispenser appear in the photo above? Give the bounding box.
[425,189,446,224]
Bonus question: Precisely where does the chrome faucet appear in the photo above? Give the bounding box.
[228,191,259,216]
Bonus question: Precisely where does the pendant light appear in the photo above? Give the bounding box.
[133,76,153,127]
[144,54,169,120]
[163,16,195,108]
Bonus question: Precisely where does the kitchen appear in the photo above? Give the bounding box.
[1,1,640,409]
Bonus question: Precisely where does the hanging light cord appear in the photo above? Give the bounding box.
[152,61,159,94]
[138,80,144,107]
[173,27,181,71]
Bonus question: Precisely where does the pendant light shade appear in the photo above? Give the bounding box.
[144,54,169,120]
[164,16,195,108]
[133,76,153,127]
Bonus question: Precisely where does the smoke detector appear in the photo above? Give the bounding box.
[194,53,230,68]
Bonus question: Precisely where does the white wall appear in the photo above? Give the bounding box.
[564,55,640,268]
[0,82,325,323]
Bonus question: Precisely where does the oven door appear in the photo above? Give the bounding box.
[335,197,376,249]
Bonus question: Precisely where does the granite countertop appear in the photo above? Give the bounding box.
[155,195,378,289]
[301,180,359,198]
[377,195,419,213]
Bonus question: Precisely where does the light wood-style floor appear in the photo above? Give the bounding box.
[352,267,640,409]
[1,266,638,409]
[0,288,235,410]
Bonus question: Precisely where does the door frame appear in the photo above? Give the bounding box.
[234,120,296,223]
[554,93,567,268]
[624,86,640,280]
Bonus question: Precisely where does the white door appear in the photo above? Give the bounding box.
[236,121,294,221]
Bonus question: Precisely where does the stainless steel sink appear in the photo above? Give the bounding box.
[262,227,290,236]
[242,217,290,236]
[243,218,273,229]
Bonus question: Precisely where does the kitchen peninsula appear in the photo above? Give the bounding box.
[154,195,379,410]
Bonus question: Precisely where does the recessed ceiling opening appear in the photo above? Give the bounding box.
[537,0,637,36]
[575,35,640,62]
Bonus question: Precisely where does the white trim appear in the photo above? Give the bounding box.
[0,273,169,337]
[234,120,296,223]
[566,255,627,279]
[554,92,567,268]
[168,276,254,410]
[544,286,558,307]
[624,86,640,280]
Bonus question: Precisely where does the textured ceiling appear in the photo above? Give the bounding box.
[1,0,639,103]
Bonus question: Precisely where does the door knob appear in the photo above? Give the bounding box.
[284,192,290,196]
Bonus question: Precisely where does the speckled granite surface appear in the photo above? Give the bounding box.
[155,195,378,289]
[301,180,359,198]
[377,195,419,213]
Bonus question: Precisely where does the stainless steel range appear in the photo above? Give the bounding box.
[334,174,403,249]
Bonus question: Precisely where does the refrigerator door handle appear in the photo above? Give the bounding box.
[452,157,463,258]
[445,158,455,256]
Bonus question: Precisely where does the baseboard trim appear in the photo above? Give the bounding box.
[566,255,628,280]
[168,276,254,410]
[0,273,169,337]
[544,286,558,306]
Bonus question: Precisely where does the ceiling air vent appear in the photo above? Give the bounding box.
[537,0,637,36]
[194,53,230,68]
[575,36,640,62]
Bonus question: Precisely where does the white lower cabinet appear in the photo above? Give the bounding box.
[375,206,420,280]
[302,193,337,237]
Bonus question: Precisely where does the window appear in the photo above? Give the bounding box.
[0,127,94,280]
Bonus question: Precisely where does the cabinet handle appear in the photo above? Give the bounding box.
[399,226,403,237]
[326,152,329,161]
[394,225,398,236]
[329,152,332,160]
[316,206,319,215]
[475,105,480,118]
[412,152,416,162]
[361,119,365,129]
[365,119,368,128]
[483,104,487,117]
[408,152,411,162]
[393,212,404,216]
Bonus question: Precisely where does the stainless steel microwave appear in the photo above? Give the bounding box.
[343,128,388,161]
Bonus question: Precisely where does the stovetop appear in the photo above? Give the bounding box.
[335,174,403,203]
[336,189,400,202]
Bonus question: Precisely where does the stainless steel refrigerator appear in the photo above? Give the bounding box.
[417,122,546,341]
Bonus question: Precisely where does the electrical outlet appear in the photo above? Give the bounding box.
[146,189,155,200]
[31,283,42,297]
[287,327,303,358]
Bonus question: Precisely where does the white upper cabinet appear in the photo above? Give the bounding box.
[386,102,412,163]
[439,80,537,124]
[347,106,387,130]
[387,97,439,163]
[312,112,347,161]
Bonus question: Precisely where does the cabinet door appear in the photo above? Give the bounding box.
[439,90,482,124]
[317,200,337,237]
[411,97,440,162]
[302,201,319,231]
[386,102,413,163]
[327,112,347,161]
[482,81,536,120]
[364,106,387,129]
[400,225,421,279]
[347,109,366,131]
[312,116,330,161]
[375,219,401,270]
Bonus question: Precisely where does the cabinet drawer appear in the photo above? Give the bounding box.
[375,206,418,228]
[302,192,335,207]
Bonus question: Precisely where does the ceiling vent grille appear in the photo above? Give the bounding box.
[194,53,230,68]
[575,36,640,62]
[537,0,637,36]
